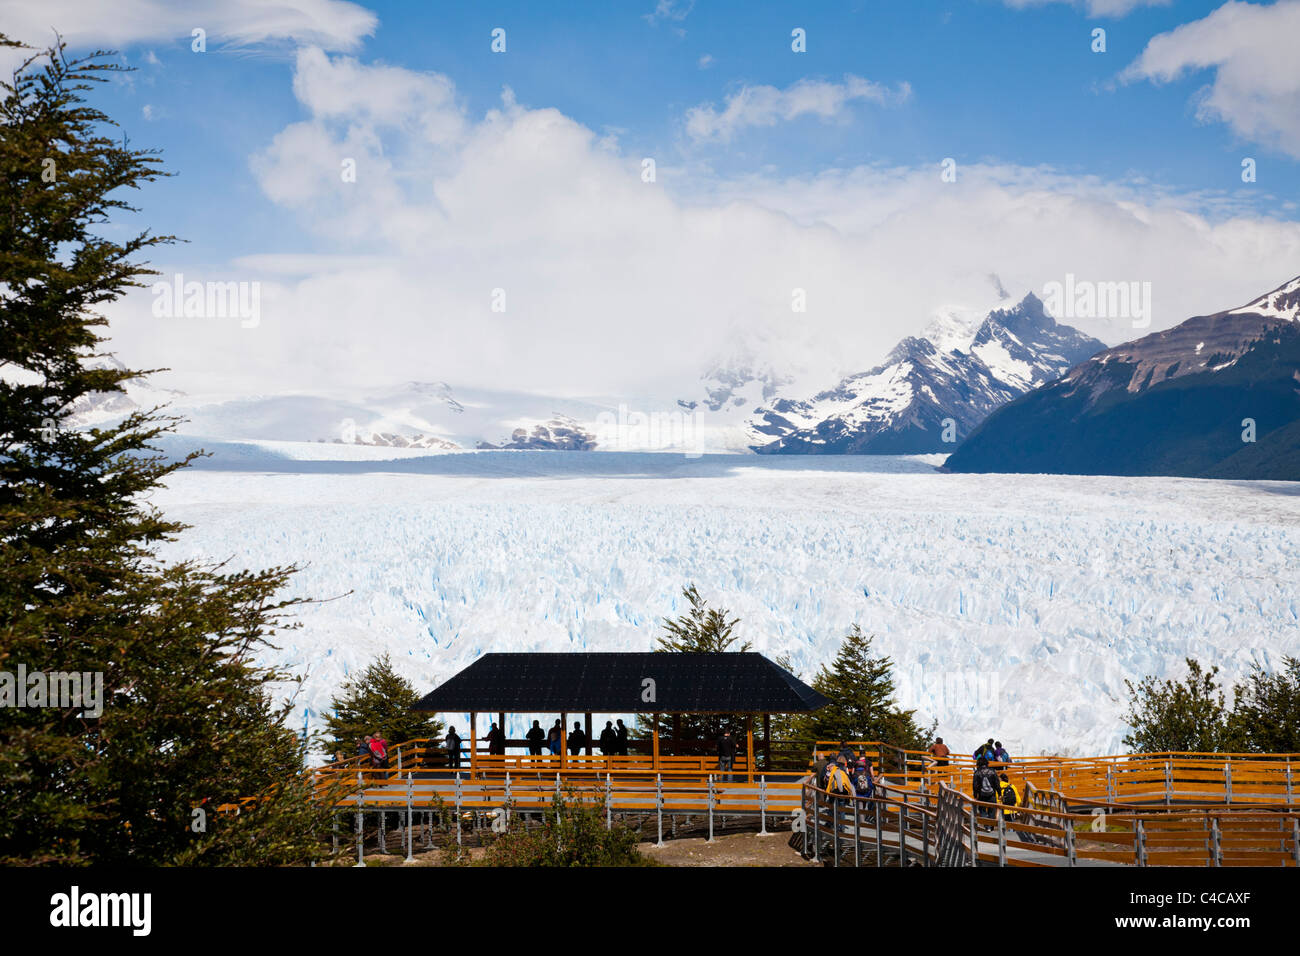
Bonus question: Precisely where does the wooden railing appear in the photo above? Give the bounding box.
[799,749,1300,867]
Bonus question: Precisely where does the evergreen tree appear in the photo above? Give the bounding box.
[796,625,932,753]
[322,654,443,762]
[640,585,752,747]
[1122,659,1228,753]
[0,36,336,865]
[1225,657,1300,753]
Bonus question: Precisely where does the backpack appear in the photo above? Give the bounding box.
[1001,784,1017,807]
[977,772,997,800]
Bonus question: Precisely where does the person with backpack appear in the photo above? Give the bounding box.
[972,757,1000,818]
[994,741,1011,765]
[368,732,389,769]
[973,738,996,762]
[853,757,875,798]
[837,741,857,767]
[825,757,855,799]
[525,720,545,756]
[599,721,618,756]
[445,727,462,768]
[998,773,1020,814]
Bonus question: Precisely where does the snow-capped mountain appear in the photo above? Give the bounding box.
[750,293,1107,454]
[946,274,1300,479]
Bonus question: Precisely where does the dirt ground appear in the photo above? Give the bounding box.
[639,831,819,867]
[327,831,816,867]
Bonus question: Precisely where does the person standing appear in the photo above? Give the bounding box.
[615,719,629,756]
[368,732,389,769]
[568,721,587,756]
[599,721,618,755]
[547,720,562,755]
[717,730,737,782]
[445,726,462,768]
[485,722,504,756]
[972,757,1001,819]
[928,737,950,767]
[526,720,545,756]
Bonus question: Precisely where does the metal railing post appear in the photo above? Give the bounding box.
[812,787,821,864]
[759,775,769,835]
[405,773,415,863]
[1065,817,1077,867]
[1292,817,1300,867]
[831,797,840,867]
[605,773,612,830]
[854,799,861,867]
[455,771,463,848]
[1135,817,1146,867]
[707,775,716,844]
[900,791,909,867]
[968,804,978,867]
[655,774,665,847]
[1224,762,1233,805]
[1165,758,1173,805]
[997,808,1006,867]
[875,800,883,868]
[1286,758,1293,804]
[1211,815,1222,866]
[923,806,930,866]
[396,746,402,771]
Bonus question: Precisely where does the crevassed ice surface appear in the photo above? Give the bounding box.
[149,445,1300,758]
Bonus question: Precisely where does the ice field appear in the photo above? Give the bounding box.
[150,443,1300,757]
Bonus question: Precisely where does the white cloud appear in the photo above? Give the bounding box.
[644,0,694,26]
[0,0,375,63]
[101,49,1300,405]
[141,103,154,120]
[1122,0,1300,159]
[1002,0,1170,16]
[697,54,713,70]
[685,75,912,143]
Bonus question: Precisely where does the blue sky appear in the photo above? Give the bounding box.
[5,0,1300,398]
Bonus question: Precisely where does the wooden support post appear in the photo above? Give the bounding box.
[672,713,681,757]
[585,712,593,756]
[469,712,477,775]
[745,715,755,784]
[498,711,505,755]
[651,715,660,771]
[560,712,567,772]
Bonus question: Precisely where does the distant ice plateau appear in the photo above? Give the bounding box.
[149,443,1300,759]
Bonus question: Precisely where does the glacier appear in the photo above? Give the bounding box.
[148,444,1300,759]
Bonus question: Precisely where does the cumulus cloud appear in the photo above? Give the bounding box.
[1122,0,1300,159]
[101,49,1300,405]
[685,75,912,143]
[0,0,375,64]
[1002,0,1170,16]
[643,1,694,26]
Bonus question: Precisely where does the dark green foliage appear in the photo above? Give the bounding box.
[476,791,653,867]
[1225,657,1300,753]
[795,625,932,753]
[0,36,334,865]
[321,653,442,762]
[1123,659,1229,753]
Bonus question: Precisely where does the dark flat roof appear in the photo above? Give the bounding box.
[413,652,829,714]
